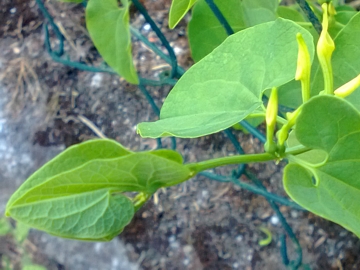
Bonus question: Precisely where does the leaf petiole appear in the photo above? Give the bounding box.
[186,152,276,174]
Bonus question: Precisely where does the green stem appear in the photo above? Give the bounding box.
[186,152,275,174]
[186,146,311,175]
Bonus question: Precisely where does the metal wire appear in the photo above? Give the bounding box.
[295,0,322,34]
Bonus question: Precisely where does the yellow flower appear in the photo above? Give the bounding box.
[334,74,360,98]
[295,33,311,103]
[265,87,278,154]
[317,3,335,95]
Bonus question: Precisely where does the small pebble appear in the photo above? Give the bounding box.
[143,23,151,31]
[270,215,279,225]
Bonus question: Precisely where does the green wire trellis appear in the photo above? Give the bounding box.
[33,0,321,268]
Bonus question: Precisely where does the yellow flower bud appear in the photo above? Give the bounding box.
[317,3,335,95]
[334,74,360,98]
[277,107,302,148]
[265,87,278,154]
[295,33,311,103]
[266,87,278,129]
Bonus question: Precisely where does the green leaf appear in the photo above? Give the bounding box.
[241,0,278,26]
[188,0,245,62]
[137,19,314,138]
[277,6,305,22]
[188,0,279,62]
[287,131,327,165]
[8,190,134,241]
[334,10,357,26]
[284,95,360,237]
[6,139,191,240]
[169,0,197,29]
[7,139,131,208]
[335,5,356,12]
[86,0,138,84]
[328,10,358,38]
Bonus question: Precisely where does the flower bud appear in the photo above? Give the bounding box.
[295,33,311,102]
[265,87,278,154]
[317,3,335,95]
[334,74,360,98]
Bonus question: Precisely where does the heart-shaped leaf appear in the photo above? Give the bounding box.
[284,95,360,237]
[6,139,191,240]
[7,139,131,208]
[8,189,134,241]
[137,19,314,138]
[86,0,138,84]
[188,0,279,62]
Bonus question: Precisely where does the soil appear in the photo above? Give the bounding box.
[1,0,360,270]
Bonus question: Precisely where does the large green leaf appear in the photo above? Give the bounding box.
[137,19,314,138]
[6,139,191,240]
[169,0,198,29]
[86,0,138,84]
[8,189,134,241]
[241,0,278,26]
[7,139,131,208]
[188,0,279,62]
[277,6,305,22]
[284,95,360,237]
[187,0,245,62]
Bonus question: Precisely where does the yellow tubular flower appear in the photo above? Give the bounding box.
[334,74,360,98]
[295,33,311,103]
[317,3,335,95]
[265,87,278,154]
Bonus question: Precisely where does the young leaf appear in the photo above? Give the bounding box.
[86,0,139,84]
[137,19,314,138]
[6,139,191,240]
[169,0,197,29]
[284,95,360,237]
